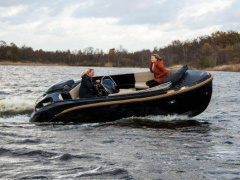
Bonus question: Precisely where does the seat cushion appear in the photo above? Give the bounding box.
[69,83,81,99]
[135,82,149,89]
[134,71,154,82]
[109,88,137,96]
[134,71,154,89]
[166,67,182,77]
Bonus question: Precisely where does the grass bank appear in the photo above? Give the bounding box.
[204,64,240,72]
[0,61,66,66]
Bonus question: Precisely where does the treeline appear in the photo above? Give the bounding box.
[1,30,240,68]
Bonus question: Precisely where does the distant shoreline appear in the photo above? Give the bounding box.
[0,61,240,72]
[0,61,66,66]
[203,64,240,72]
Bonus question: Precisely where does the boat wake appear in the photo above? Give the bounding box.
[29,115,209,130]
[114,115,210,130]
[0,97,34,116]
[135,114,191,121]
[0,114,30,123]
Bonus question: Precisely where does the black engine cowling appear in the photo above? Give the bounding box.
[45,80,75,94]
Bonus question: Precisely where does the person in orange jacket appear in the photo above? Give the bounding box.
[147,54,168,87]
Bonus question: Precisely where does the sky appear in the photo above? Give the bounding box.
[0,0,240,52]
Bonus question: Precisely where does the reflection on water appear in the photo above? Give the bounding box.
[0,65,240,179]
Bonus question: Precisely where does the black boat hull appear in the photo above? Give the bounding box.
[30,73,213,123]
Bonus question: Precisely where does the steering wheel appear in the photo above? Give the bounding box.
[95,76,117,97]
[100,76,117,93]
[94,78,106,97]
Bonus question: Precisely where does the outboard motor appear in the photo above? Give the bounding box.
[35,80,81,110]
[45,80,75,94]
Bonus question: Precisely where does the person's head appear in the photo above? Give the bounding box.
[82,68,95,77]
[151,54,162,63]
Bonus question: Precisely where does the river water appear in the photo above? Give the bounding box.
[0,65,239,179]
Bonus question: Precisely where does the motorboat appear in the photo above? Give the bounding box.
[30,65,213,123]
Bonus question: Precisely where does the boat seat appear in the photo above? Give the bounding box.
[58,94,63,100]
[109,82,171,96]
[135,82,149,89]
[133,67,181,89]
[166,67,182,77]
[69,83,81,99]
[134,71,154,89]
[109,88,137,96]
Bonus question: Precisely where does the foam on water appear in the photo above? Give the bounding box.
[50,123,103,130]
[127,114,191,122]
[0,114,30,123]
[0,97,34,116]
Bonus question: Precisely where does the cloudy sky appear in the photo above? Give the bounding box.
[0,0,239,52]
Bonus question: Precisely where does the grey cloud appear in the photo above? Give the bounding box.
[1,0,239,31]
[0,0,70,25]
[0,0,33,7]
[1,5,45,25]
[179,1,240,30]
[0,0,66,7]
[72,0,184,25]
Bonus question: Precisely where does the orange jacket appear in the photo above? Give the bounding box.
[149,60,168,83]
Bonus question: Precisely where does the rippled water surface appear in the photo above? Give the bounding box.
[0,65,239,179]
